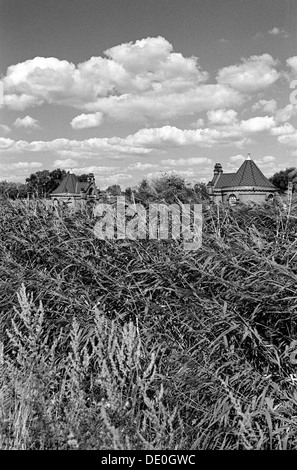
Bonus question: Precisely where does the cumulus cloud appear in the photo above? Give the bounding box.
[239,116,275,133]
[257,155,275,163]
[217,54,280,92]
[230,154,245,162]
[160,157,212,166]
[207,109,237,125]
[274,104,297,123]
[191,118,205,128]
[273,126,297,146]
[71,112,103,129]
[0,136,152,158]
[13,115,40,129]
[0,124,11,135]
[270,122,296,136]
[0,137,15,149]
[128,162,158,170]
[0,161,42,170]
[2,36,245,124]
[287,56,297,75]
[270,122,297,147]
[53,159,77,168]
[252,99,277,114]
[0,113,278,161]
[268,27,288,37]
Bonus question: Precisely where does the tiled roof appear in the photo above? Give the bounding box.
[51,173,92,195]
[51,173,79,194]
[227,159,276,188]
[213,159,277,190]
[214,173,236,188]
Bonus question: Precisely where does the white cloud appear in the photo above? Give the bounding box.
[268,27,288,38]
[230,154,245,162]
[96,173,132,189]
[0,136,152,157]
[252,99,277,114]
[85,83,243,122]
[191,118,205,128]
[127,162,158,170]
[275,104,297,123]
[217,54,280,92]
[13,115,40,129]
[270,122,296,136]
[2,36,245,123]
[160,157,212,166]
[239,116,275,133]
[258,155,275,163]
[287,56,297,75]
[0,161,42,170]
[207,109,237,125]
[0,113,278,160]
[0,124,11,135]
[53,159,77,168]
[0,137,15,149]
[270,122,297,147]
[71,112,103,129]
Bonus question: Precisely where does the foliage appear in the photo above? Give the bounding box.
[77,174,89,182]
[107,184,122,196]
[26,169,67,198]
[1,197,297,448]
[269,167,296,193]
[135,173,208,205]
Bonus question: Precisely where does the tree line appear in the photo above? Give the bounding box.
[0,166,296,201]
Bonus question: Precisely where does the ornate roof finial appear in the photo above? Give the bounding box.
[247,153,251,160]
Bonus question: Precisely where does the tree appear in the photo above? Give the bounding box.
[26,169,67,197]
[134,178,157,205]
[106,184,122,196]
[77,174,89,182]
[134,173,208,205]
[269,168,296,193]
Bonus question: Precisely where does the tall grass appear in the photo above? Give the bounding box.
[1,196,297,449]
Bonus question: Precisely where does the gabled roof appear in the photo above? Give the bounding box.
[51,173,79,194]
[227,159,276,188]
[51,173,94,195]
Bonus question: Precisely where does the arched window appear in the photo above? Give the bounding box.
[228,194,237,205]
[88,187,94,196]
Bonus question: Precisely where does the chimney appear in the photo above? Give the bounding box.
[87,173,95,183]
[214,163,223,176]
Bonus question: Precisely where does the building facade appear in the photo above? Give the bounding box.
[50,172,99,207]
[207,157,278,205]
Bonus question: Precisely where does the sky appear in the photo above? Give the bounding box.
[1,0,297,189]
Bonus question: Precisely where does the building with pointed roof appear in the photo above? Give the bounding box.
[50,171,99,207]
[207,157,278,205]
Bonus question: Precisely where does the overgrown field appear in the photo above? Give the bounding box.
[1,197,297,449]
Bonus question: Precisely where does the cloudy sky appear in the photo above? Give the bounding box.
[1,0,297,188]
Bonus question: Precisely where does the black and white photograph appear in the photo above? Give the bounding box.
[1,0,297,454]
